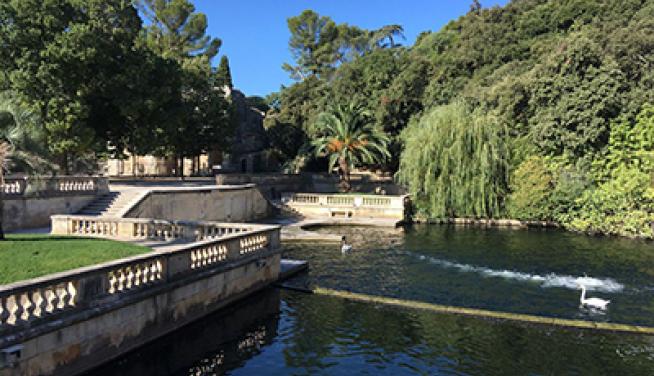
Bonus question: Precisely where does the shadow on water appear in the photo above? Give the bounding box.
[87,288,281,376]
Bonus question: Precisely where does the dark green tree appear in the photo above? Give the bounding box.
[138,0,221,61]
[0,0,148,173]
[283,10,339,79]
[139,0,231,175]
[214,55,234,89]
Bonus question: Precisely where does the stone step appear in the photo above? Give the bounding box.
[76,190,145,217]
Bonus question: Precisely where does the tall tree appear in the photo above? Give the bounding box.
[138,0,221,61]
[139,0,231,176]
[312,102,390,191]
[283,10,339,79]
[0,0,151,173]
[214,55,233,89]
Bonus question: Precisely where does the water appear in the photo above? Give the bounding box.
[90,225,654,375]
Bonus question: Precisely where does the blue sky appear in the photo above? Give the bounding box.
[193,0,509,97]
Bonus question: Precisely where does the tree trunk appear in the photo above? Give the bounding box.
[61,152,70,175]
[338,157,351,192]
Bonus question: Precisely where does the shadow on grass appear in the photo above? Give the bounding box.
[5,236,107,242]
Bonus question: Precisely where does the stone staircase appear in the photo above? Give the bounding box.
[269,199,304,220]
[76,190,144,217]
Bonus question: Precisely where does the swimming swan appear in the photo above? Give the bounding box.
[341,236,352,253]
[579,284,610,310]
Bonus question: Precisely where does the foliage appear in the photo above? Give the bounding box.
[214,55,233,89]
[566,167,654,238]
[138,0,221,60]
[397,101,510,218]
[0,0,149,172]
[312,102,390,190]
[0,92,52,174]
[507,156,554,220]
[139,0,232,175]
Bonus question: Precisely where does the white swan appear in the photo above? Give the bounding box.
[579,284,610,310]
[341,236,352,253]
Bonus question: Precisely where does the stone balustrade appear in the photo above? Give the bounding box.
[50,215,262,243]
[1,176,109,198]
[281,192,409,221]
[0,222,280,340]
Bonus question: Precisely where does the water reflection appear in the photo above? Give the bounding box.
[88,289,281,376]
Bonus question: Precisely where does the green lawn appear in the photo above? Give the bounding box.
[0,234,151,285]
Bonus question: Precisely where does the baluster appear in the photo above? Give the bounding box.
[67,282,77,306]
[199,248,206,266]
[31,289,45,318]
[56,283,69,310]
[44,288,56,313]
[155,260,163,280]
[190,250,198,269]
[117,269,126,291]
[134,265,142,286]
[141,263,150,283]
[108,271,117,294]
[5,295,18,325]
[211,246,218,263]
[0,297,8,324]
[125,267,134,289]
[19,293,33,322]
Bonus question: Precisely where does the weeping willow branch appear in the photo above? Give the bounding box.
[397,101,510,218]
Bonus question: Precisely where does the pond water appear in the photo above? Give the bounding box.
[90,225,654,375]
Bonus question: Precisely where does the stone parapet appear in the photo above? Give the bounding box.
[1,176,109,199]
[282,192,409,222]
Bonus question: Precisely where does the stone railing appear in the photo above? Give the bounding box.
[0,221,280,339]
[51,215,263,243]
[281,193,408,221]
[1,176,109,198]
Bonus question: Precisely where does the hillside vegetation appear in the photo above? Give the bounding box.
[268,0,654,238]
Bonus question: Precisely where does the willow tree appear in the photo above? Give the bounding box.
[397,101,510,218]
[312,103,390,191]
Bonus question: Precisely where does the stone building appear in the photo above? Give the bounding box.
[221,87,273,173]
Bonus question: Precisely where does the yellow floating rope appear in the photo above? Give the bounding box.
[313,287,654,335]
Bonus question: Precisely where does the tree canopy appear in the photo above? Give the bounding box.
[271,0,654,237]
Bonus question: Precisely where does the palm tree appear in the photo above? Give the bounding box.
[312,103,390,191]
[0,92,53,239]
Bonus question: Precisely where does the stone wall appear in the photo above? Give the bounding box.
[124,185,272,222]
[215,173,306,200]
[215,172,405,198]
[0,253,280,376]
[1,176,109,231]
[4,196,96,231]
